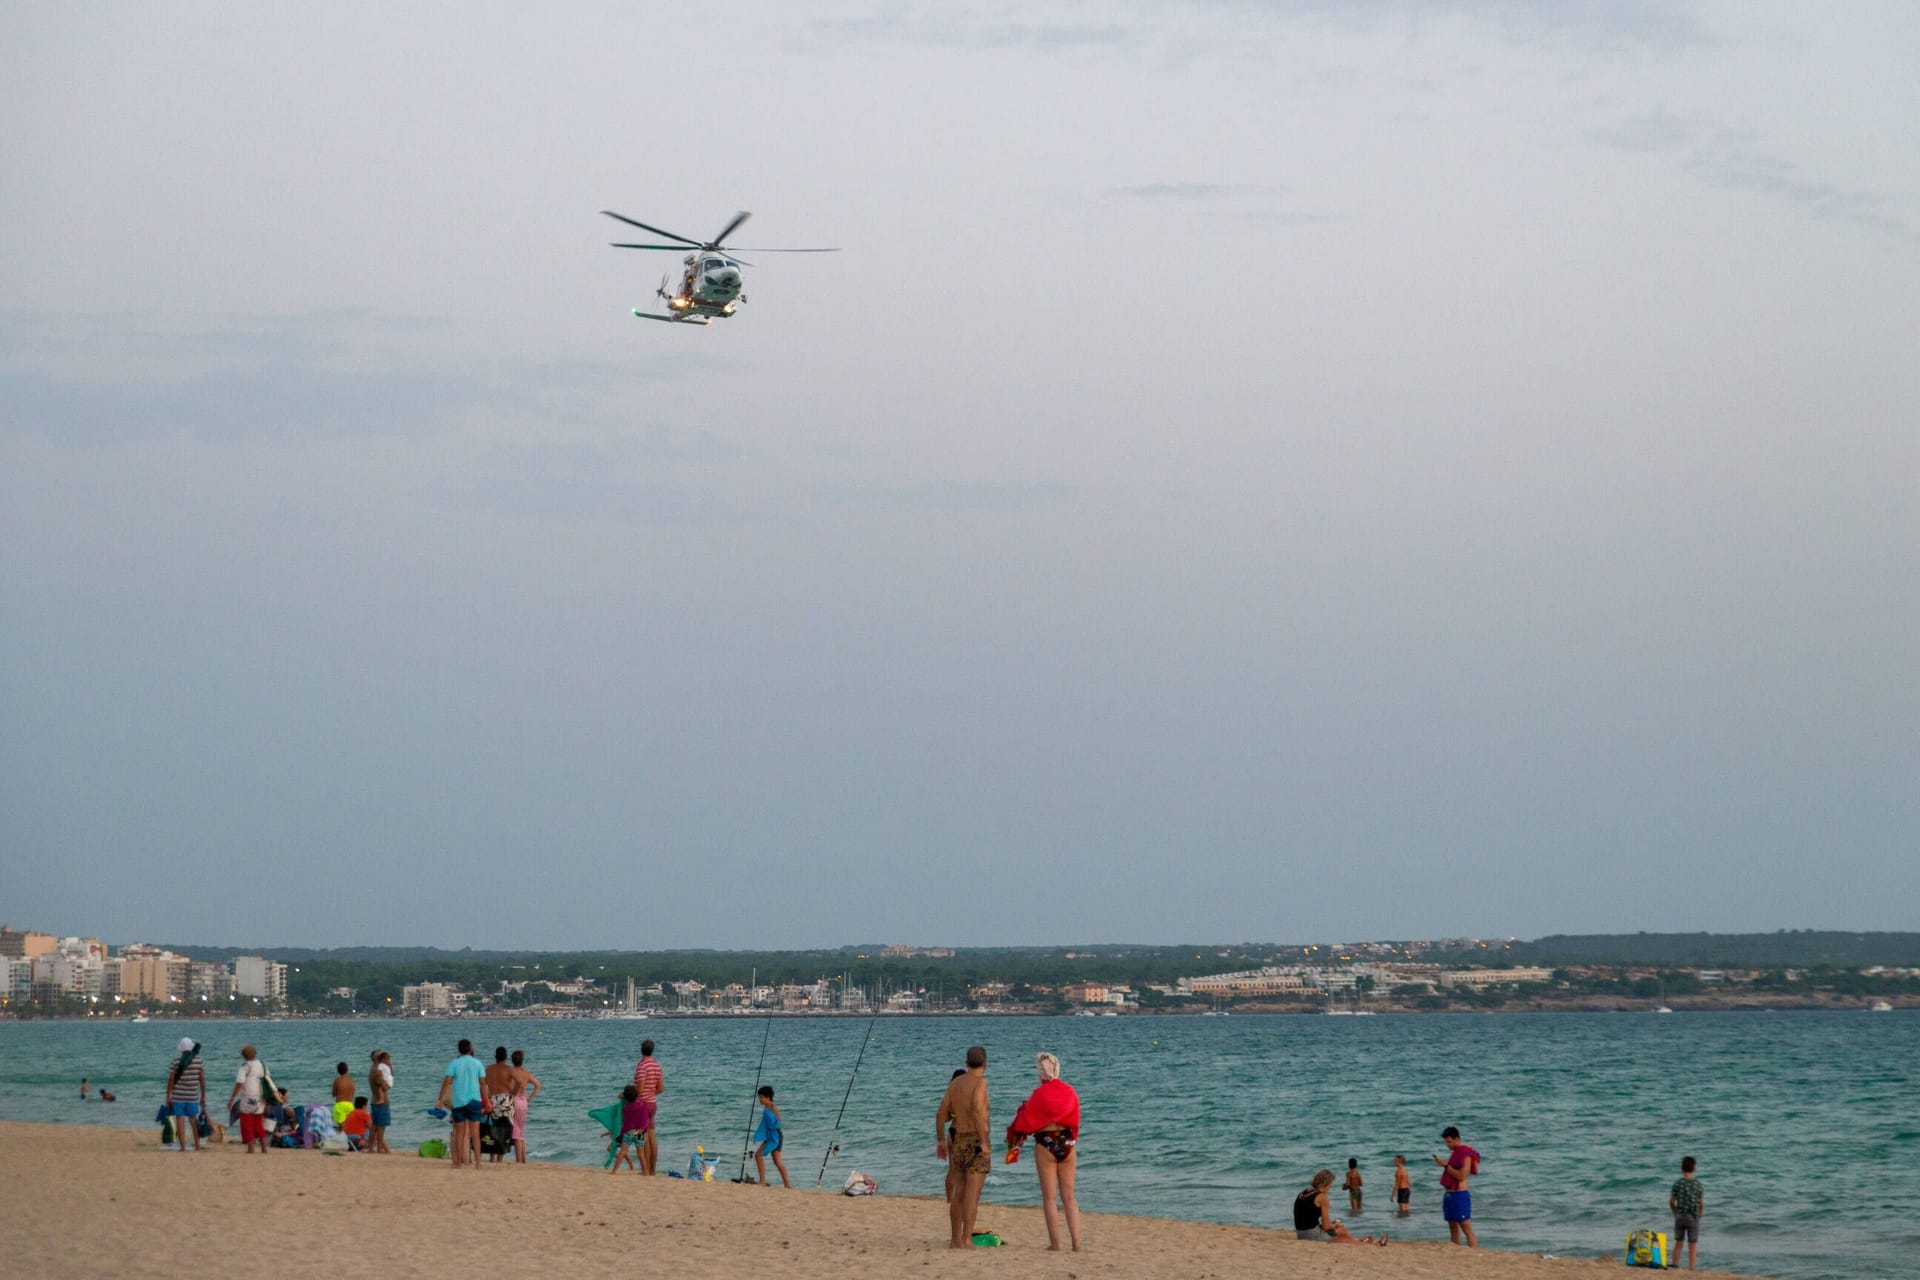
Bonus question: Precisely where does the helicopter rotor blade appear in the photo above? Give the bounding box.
[600,211,701,245]
[710,210,752,247]
[610,243,692,251]
[726,247,842,253]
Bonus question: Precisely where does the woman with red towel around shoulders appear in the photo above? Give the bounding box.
[1005,1051,1082,1252]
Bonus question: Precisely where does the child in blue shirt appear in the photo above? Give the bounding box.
[752,1085,789,1187]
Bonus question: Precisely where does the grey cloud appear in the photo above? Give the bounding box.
[0,311,705,446]
[1104,182,1283,202]
[810,478,1069,513]
[1588,115,1918,246]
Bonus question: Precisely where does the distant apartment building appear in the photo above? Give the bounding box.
[233,956,289,1000]
[186,961,234,1002]
[1182,969,1308,997]
[401,982,458,1015]
[118,946,189,1002]
[1061,983,1110,1005]
[0,928,57,960]
[1438,966,1555,989]
[5,958,33,1001]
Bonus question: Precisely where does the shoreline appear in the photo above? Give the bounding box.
[4,995,1909,1023]
[4,1120,1761,1279]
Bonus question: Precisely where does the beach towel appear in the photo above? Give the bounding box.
[1006,1078,1080,1145]
[588,1102,626,1169]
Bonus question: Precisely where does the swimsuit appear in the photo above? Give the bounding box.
[948,1132,991,1176]
[1034,1129,1075,1162]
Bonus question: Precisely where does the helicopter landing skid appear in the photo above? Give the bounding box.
[632,310,710,325]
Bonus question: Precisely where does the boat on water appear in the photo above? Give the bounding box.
[1870,1000,1894,1013]
[130,1014,150,1023]
[1655,1006,1674,1014]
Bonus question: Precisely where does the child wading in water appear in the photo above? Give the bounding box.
[610,1084,650,1173]
[1344,1158,1363,1213]
[752,1085,789,1187]
[1393,1155,1412,1215]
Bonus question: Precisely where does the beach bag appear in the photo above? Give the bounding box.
[157,1105,174,1146]
[687,1146,718,1181]
[1625,1229,1669,1268]
[843,1171,877,1196]
[195,1111,213,1139]
[418,1138,447,1159]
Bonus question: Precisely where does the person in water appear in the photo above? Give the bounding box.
[1344,1158,1363,1213]
[1293,1169,1387,1246]
[1006,1051,1082,1252]
[1393,1154,1412,1215]
[935,1046,991,1249]
[80,1078,89,1099]
[752,1085,789,1187]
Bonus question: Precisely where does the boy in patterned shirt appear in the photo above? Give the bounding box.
[1669,1155,1704,1270]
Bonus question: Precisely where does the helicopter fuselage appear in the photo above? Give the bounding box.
[660,253,744,319]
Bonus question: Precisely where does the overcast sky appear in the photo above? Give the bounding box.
[3,2,1916,950]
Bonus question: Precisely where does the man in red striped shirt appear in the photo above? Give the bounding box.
[631,1040,664,1175]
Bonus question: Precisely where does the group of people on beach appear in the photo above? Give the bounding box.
[433,1040,544,1166]
[139,1030,1704,1267]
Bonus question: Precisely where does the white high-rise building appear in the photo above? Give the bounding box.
[233,956,288,1000]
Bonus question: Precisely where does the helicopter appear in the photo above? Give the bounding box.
[602,209,838,325]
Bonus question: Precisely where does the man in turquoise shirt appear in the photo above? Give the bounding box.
[437,1039,486,1168]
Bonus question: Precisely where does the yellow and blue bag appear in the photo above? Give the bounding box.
[1625,1229,1668,1268]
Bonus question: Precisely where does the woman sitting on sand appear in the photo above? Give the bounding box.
[1005,1051,1082,1253]
[1293,1170,1387,1246]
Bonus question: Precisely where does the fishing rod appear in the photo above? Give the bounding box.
[815,993,881,1188]
[737,1009,774,1183]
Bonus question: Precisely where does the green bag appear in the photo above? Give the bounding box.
[160,1114,174,1145]
[418,1138,447,1159]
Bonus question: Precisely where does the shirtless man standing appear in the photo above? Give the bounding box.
[936,1045,991,1248]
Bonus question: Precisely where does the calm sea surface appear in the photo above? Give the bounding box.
[3,1011,1914,1279]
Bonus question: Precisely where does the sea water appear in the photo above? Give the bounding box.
[3,1010,1914,1280]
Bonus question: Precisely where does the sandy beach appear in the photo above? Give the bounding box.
[3,1121,1760,1280]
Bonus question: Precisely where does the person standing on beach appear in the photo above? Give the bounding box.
[1433,1126,1479,1247]
[943,1067,965,1205]
[1393,1154,1411,1216]
[368,1050,393,1154]
[330,1061,356,1126]
[1005,1051,1082,1253]
[936,1045,991,1249]
[483,1047,516,1163]
[751,1085,789,1187]
[164,1037,206,1153]
[1344,1158,1363,1214]
[1669,1155,1704,1270]
[631,1040,664,1175]
[227,1045,271,1154]
[437,1039,486,1169]
[508,1050,541,1164]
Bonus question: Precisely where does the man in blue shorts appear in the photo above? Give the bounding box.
[1432,1125,1479,1247]
[437,1039,486,1168]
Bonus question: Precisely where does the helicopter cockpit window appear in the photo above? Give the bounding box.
[703,259,727,272]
